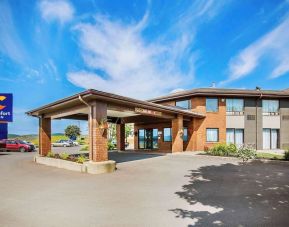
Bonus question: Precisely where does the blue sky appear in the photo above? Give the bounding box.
[1,0,289,135]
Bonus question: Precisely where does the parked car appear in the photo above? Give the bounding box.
[0,139,35,152]
[69,140,79,146]
[52,140,72,147]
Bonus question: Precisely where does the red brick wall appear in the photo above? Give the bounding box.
[90,101,108,162]
[156,96,226,151]
[192,97,226,150]
[172,115,183,152]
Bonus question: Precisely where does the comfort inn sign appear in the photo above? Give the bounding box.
[135,107,162,116]
[0,94,13,122]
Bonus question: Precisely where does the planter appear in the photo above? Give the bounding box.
[34,156,116,174]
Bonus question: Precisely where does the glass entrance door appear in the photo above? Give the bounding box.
[138,129,158,149]
[145,129,153,149]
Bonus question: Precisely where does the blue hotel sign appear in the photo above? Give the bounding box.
[0,94,13,122]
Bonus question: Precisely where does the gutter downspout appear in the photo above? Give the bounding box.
[256,91,263,150]
[78,95,93,161]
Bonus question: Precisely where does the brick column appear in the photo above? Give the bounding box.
[89,101,108,162]
[185,120,194,151]
[172,115,183,152]
[116,123,125,151]
[39,117,51,156]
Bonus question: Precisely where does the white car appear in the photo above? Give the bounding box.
[52,140,71,147]
[71,141,79,146]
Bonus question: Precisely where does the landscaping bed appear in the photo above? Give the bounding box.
[35,152,116,174]
[46,151,88,163]
[205,143,289,162]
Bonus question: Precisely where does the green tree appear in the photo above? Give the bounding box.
[125,124,133,142]
[65,125,81,140]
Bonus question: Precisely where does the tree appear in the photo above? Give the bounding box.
[65,125,81,140]
[125,124,133,142]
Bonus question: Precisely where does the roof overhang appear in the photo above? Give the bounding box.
[26,89,205,120]
[148,88,289,102]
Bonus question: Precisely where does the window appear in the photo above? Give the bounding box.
[163,128,172,142]
[153,129,158,149]
[263,129,279,149]
[183,127,188,142]
[206,98,218,112]
[226,129,244,147]
[262,100,279,115]
[176,100,191,109]
[226,99,244,114]
[138,129,145,149]
[206,128,219,142]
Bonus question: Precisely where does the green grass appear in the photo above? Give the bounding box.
[256,152,284,160]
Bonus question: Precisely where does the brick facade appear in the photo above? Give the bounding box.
[135,97,226,152]
[90,101,108,162]
[172,115,183,152]
[191,97,226,151]
[116,123,125,151]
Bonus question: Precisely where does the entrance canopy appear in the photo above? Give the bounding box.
[26,89,204,121]
[26,89,205,162]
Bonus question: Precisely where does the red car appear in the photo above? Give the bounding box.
[0,139,35,152]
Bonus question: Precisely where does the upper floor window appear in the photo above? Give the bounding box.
[176,100,191,109]
[226,99,244,115]
[262,100,279,115]
[206,98,218,112]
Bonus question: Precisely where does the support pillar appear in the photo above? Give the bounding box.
[89,101,108,162]
[116,123,125,151]
[172,115,183,153]
[39,117,51,156]
[185,120,194,151]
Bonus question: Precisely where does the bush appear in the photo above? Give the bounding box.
[46,151,55,158]
[108,141,115,150]
[237,145,256,162]
[284,150,289,160]
[206,143,256,162]
[227,143,237,155]
[76,155,87,164]
[59,152,69,160]
[207,143,237,156]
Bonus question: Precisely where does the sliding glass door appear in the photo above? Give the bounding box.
[263,129,279,150]
[226,128,244,147]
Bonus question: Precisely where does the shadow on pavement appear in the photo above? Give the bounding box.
[108,151,163,163]
[170,160,289,226]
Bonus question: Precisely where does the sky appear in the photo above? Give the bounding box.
[1,0,289,135]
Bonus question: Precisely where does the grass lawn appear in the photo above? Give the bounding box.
[256,152,284,160]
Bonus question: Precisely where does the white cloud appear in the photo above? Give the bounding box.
[0,0,27,64]
[39,0,74,24]
[223,15,289,84]
[67,13,195,99]
[67,1,227,99]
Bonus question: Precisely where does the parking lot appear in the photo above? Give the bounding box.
[0,151,289,226]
